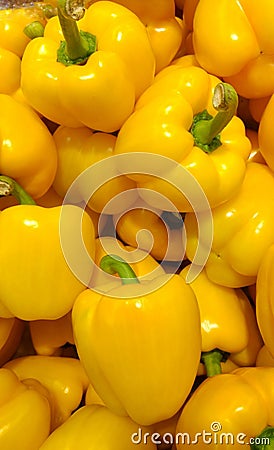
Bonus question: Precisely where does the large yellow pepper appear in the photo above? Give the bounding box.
[180,266,263,376]
[87,0,183,73]
[0,176,95,320]
[176,367,274,449]
[52,125,137,214]
[185,162,274,287]
[72,255,201,425]
[256,244,274,360]
[4,355,89,430]
[193,0,274,100]
[0,367,51,450]
[114,66,251,212]
[21,0,155,132]
[39,404,156,449]
[0,94,57,199]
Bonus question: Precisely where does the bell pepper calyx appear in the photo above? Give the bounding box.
[100,254,140,285]
[24,21,45,39]
[57,0,97,66]
[201,348,229,377]
[251,427,274,449]
[191,82,238,153]
[40,4,57,19]
[0,176,36,205]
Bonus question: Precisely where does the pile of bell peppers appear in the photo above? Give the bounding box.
[1,0,274,449]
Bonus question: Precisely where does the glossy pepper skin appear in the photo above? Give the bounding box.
[0,367,51,450]
[39,404,157,450]
[185,162,274,288]
[4,356,89,430]
[176,367,274,449]
[256,244,274,360]
[192,0,274,99]
[0,94,57,199]
[0,317,25,365]
[87,0,183,73]
[21,1,155,132]
[180,266,263,376]
[0,203,95,320]
[52,125,138,214]
[72,255,201,425]
[114,65,251,212]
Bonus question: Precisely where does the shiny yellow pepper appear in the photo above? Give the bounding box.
[176,367,274,450]
[0,3,50,95]
[114,67,251,212]
[0,176,95,320]
[4,355,89,430]
[185,162,274,288]
[0,94,57,199]
[0,367,51,450]
[72,255,201,425]
[39,404,157,450]
[52,124,138,214]
[21,0,155,132]
[87,0,184,73]
[180,266,263,377]
[0,316,25,365]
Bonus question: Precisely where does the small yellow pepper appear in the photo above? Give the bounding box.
[185,162,274,287]
[176,366,274,450]
[180,266,263,376]
[72,255,201,425]
[4,355,89,430]
[29,312,74,356]
[39,404,157,449]
[52,125,137,214]
[0,176,95,320]
[21,0,155,132]
[0,94,57,199]
[0,367,51,450]
[114,67,251,212]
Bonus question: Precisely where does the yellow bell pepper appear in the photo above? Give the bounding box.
[256,244,274,360]
[21,0,155,132]
[114,67,251,212]
[249,96,270,123]
[52,124,138,214]
[114,204,185,261]
[0,367,51,450]
[39,404,157,449]
[192,0,274,100]
[0,176,95,320]
[0,317,25,365]
[185,162,274,287]
[256,345,274,367]
[176,366,274,450]
[4,355,89,430]
[29,312,74,356]
[0,3,51,95]
[91,236,165,289]
[0,94,57,199]
[258,93,274,172]
[180,266,263,376]
[72,254,201,425]
[88,0,184,73]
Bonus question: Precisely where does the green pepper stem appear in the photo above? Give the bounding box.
[100,255,140,285]
[0,176,36,205]
[57,0,96,65]
[24,21,45,39]
[191,83,238,153]
[201,349,228,377]
[251,426,274,449]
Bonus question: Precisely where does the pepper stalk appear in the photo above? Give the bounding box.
[100,255,140,286]
[0,176,36,205]
[201,348,229,377]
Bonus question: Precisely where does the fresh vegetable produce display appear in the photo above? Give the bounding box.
[1,0,274,449]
